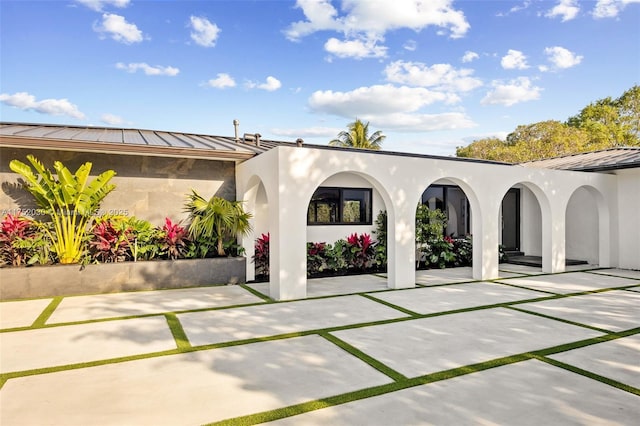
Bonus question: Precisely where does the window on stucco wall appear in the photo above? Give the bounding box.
[308,187,372,225]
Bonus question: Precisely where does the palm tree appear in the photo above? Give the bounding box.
[329,119,385,150]
[184,190,252,256]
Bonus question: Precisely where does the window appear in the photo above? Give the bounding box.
[308,187,372,225]
[421,184,471,237]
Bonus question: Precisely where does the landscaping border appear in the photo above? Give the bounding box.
[0,257,246,300]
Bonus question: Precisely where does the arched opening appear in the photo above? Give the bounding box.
[239,175,269,284]
[303,171,391,297]
[565,185,608,267]
[414,178,480,283]
[499,183,546,272]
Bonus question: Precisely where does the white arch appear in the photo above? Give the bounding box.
[566,184,610,267]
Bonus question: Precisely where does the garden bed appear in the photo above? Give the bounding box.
[0,257,245,301]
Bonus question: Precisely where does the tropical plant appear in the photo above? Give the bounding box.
[9,155,116,264]
[88,216,133,263]
[452,236,473,267]
[373,210,387,267]
[329,119,385,150]
[345,232,376,270]
[326,239,349,273]
[0,213,36,266]
[184,190,252,256]
[253,232,269,278]
[159,218,189,260]
[307,242,329,275]
[127,217,164,261]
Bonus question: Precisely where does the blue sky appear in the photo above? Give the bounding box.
[1,0,638,155]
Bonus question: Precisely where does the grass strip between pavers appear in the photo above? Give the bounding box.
[30,296,64,328]
[239,284,274,302]
[165,313,191,350]
[320,332,408,382]
[359,293,422,317]
[205,328,640,426]
[506,306,616,334]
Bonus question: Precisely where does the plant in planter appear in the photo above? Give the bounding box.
[0,213,52,266]
[184,190,252,257]
[88,215,134,263]
[345,233,376,270]
[159,218,189,260]
[373,210,387,268]
[9,155,116,264]
[253,232,269,279]
[307,242,328,275]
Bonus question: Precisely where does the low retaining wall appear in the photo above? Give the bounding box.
[0,257,246,300]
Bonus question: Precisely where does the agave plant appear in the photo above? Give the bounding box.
[9,155,116,264]
[184,190,252,256]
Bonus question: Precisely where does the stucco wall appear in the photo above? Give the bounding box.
[617,168,640,269]
[565,187,599,264]
[1,148,236,225]
[520,186,542,256]
[306,173,384,244]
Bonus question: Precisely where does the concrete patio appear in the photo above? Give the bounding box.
[1,267,638,425]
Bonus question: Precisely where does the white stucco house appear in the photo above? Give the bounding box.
[2,122,639,301]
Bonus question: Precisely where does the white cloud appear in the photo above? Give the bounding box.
[75,0,130,12]
[384,61,482,92]
[370,112,476,132]
[271,126,342,138]
[93,13,144,44]
[501,49,529,70]
[116,62,179,76]
[497,1,532,16]
[0,92,86,120]
[545,0,580,21]
[542,46,583,70]
[592,0,640,18]
[324,36,387,59]
[204,73,236,89]
[308,84,460,118]
[403,39,417,51]
[189,16,220,47]
[246,76,282,91]
[285,0,470,59]
[481,77,542,106]
[100,113,125,125]
[461,51,479,63]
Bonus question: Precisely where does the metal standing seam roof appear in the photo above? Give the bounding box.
[521,147,640,172]
[0,122,299,160]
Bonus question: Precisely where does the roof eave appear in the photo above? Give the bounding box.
[0,135,256,162]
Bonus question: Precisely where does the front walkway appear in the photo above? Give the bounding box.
[1,267,638,425]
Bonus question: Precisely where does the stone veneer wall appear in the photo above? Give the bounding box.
[0,147,236,225]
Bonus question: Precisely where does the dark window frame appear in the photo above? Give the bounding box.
[421,184,472,237]
[308,186,373,226]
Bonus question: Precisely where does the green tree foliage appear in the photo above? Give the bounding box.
[9,155,116,264]
[330,118,385,150]
[457,85,640,162]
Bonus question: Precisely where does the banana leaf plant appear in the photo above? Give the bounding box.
[9,155,116,264]
[184,190,252,256]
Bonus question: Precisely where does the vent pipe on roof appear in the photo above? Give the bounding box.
[233,119,240,143]
[296,138,304,147]
[255,133,261,147]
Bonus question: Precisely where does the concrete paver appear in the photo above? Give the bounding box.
[496,272,637,294]
[517,290,640,332]
[266,359,640,426]
[628,286,640,293]
[331,308,601,378]
[46,285,264,323]
[589,268,640,280]
[0,298,52,329]
[499,264,544,274]
[367,281,547,315]
[549,334,640,389]
[178,295,406,346]
[0,316,175,373]
[248,274,388,299]
[0,335,393,426]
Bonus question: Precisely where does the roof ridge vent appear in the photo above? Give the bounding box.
[243,132,261,146]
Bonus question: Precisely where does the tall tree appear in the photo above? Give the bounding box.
[330,119,385,150]
[456,137,510,161]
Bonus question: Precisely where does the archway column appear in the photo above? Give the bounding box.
[387,203,416,289]
[543,202,566,273]
[474,197,500,280]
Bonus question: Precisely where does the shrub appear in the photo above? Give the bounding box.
[88,216,133,263]
[345,233,376,270]
[253,232,269,278]
[9,155,116,264]
[160,218,189,260]
[307,242,328,275]
[0,213,52,266]
[453,235,473,266]
[373,210,387,268]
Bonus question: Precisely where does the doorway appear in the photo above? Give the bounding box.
[502,188,520,251]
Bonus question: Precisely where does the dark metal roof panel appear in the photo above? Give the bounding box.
[522,148,640,171]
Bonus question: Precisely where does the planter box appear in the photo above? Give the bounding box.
[0,257,246,301]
